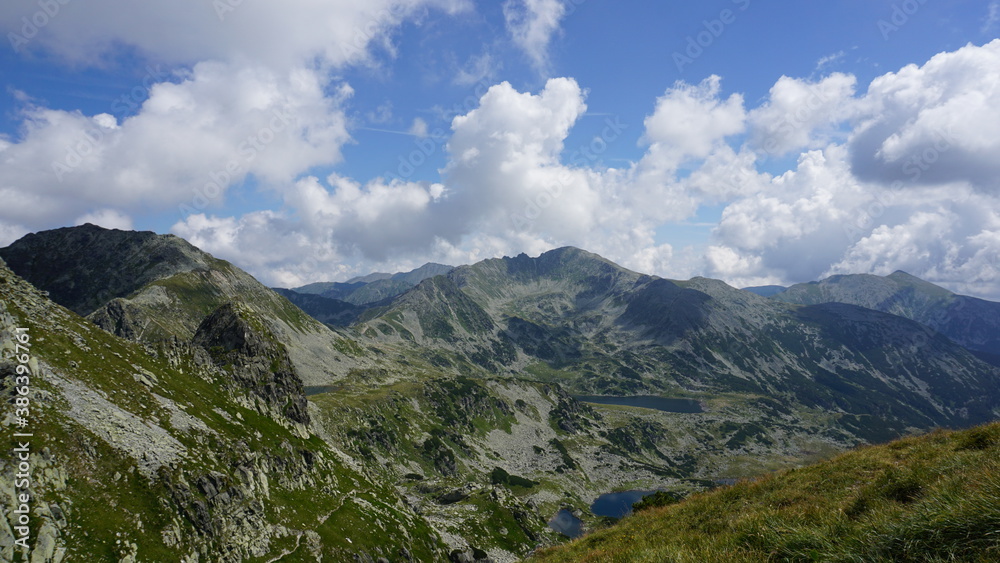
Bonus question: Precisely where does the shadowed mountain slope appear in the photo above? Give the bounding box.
[772,271,1000,356]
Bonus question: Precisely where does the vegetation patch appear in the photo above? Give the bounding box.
[530,422,1000,562]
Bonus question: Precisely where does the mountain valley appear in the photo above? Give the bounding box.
[1,224,999,562]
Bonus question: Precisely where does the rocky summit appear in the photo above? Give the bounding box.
[1,225,999,562]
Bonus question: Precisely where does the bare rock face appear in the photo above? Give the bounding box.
[194,302,310,426]
[89,298,146,341]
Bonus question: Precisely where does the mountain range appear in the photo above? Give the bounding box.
[1,224,998,561]
[770,271,1000,362]
[293,263,454,306]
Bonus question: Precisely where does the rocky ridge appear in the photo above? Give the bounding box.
[772,271,1000,357]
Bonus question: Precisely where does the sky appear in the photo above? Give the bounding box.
[1,0,999,300]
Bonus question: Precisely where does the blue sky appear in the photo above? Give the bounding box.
[1,0,999,299]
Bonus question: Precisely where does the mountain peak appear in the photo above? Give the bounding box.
[0,224,213,316]
[887,270,921,282]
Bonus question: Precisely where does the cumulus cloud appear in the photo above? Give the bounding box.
[74,209,134,231]
[747,73,858,157]
[445,77,590,228]
[0,0,471,69]
[848,40,1000,191]
[166,45,1000,302]
[173,78,597,282]
[168,75,757,286]
[503,0,566,73]
[0,62,351,234]
[640,76,746,169]
[827,197,1000,298]
[0,0,474,247]
[707,146,878,284]
[4,4,999,304]
[703,43,1000,298]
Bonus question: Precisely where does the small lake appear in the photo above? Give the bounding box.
[548,509,583,538]
[303,386,341,396]
[590,490,657,519]
[574,395,703,413]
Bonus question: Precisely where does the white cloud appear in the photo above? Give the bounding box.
[408,117,429,138]
[827,196,1000,299]
[640,76,746,168]
[159,42,1000,302]
[815,51,845,71]
[849,39,1000,191]
[167,76,757,287]
[679,145,769,202]
[4,11,999,304]
[747,73,858,157]
[503,0,566,73]
[0,62,351,233]
[707,146,877,284]
[702,41,1000,300]
[445,77,590,227]
[75,209,134,231]
[0,0,471,70]
[0,0,477,248]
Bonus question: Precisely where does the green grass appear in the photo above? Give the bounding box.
[530,422,1000,562]
[1,267,453,561]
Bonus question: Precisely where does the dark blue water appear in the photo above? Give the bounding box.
[574,395,703,413]
[590,490,657,519]
[548,509,583,538]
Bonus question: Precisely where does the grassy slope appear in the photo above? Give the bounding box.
[0,261,448,561]
[530,422,1000,562]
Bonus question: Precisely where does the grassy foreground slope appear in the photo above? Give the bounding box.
[530,422,1000,562]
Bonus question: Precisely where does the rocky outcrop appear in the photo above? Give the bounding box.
[193,302,310,426]
[88,298,146,341]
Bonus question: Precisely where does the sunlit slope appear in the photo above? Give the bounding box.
[531,422,1000,562]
